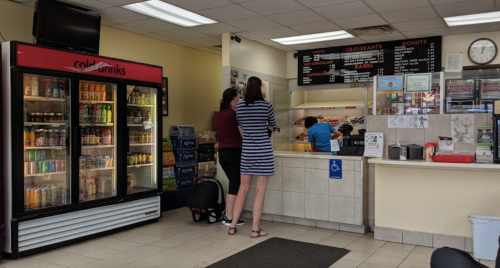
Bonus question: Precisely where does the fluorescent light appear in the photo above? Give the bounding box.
[272,31,354,45]
[123,0,217,27]
[444,11,500,26]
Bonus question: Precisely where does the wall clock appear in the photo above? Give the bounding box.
[468,38,497,65]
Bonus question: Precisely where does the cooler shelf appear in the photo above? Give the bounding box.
[130,143,154,146]
[25,172,66,177]
[24,96,65,102]
[24,146,65,150]
[127,163,154,168]
[79,100,114,104]
[24,122,66,126]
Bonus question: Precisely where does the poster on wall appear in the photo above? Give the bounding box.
[162,77,168,116]
[477,126,493,146]
[377,75,404,91]
[363,132,384,157]
[451,114,474,143]
[262,81,270,102]
[405,73,432,93]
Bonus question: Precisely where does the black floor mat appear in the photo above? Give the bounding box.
[207,237,349,268]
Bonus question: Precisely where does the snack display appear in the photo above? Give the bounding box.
[293,116,364,126]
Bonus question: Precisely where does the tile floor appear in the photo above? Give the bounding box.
[0,208,496,268]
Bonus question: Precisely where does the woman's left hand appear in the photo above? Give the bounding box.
[267,125,274,131]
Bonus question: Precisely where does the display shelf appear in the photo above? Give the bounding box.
[80,167,114,172]
[128,187,155,194]
[80,192,116,202]
[24,146,65,150]
[127,104,153,108]
[127,163,154,168]
[130,143,154,146]
[82,145,114,149]
[25,171,66,177]
[293,101,366,110]
[24,96,65,102]
[79,100,114,104]
[292,124,365,128]
[80,123,114,126]
[24,122,66,126]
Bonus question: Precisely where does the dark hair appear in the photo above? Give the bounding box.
[304,117,318,129]
[220,88,238,110]
[244,76,264,106]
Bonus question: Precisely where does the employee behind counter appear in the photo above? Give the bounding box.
[305,117,341,153]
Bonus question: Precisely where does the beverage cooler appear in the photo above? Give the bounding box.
[1,41,163,257]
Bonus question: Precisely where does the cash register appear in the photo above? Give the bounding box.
[338,124,365,156]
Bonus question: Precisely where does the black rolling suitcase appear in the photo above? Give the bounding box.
[186,177,225,223]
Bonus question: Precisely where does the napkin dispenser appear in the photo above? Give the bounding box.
[388,144,401,159]
[406,144,424,160]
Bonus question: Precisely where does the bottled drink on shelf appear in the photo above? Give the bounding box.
[44,79,52,98]
[127,152,153,165]
[82,83,89,100]
[79,82,82,100]
[52,78,59,98]
[100,105,106,124]
[101,85,106,101]
[31,77,39,96]
[89,84,95,101]
[24,76,31,96]
[58,79,65,99]
[95,105,101,124]
[107,106,112,123]
[94,85,100,101]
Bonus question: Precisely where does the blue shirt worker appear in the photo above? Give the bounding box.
[305,117,341,152]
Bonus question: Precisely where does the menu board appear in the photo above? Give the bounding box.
[298,36,441,85]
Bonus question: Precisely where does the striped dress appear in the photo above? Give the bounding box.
[236,100,277,176]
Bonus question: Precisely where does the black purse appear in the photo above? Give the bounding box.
[268,127,280,137]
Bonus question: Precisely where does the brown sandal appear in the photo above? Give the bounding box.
[228,227,237,235]
[250,228,267,238]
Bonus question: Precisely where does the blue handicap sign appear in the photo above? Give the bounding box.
[329,159,342,179]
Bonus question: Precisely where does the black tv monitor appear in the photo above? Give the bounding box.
[33,0,101,54]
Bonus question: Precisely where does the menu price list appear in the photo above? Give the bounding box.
[298,36,441,85]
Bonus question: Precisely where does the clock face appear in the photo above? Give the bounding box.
[469,39,497,64]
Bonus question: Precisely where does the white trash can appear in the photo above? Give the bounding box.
[469,215,500,261]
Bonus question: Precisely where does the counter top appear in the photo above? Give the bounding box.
[274,151,364,160]
[368,158,500,171]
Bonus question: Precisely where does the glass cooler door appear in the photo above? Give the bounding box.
[23,74,71,211]
[125,85,157,194]
[78,80,117,202]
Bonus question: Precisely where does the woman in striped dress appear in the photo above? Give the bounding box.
[228,76,277,238]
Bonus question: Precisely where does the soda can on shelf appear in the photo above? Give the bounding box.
[40,150,46,161]
[55,160,62,172]
[24,162,30,175]
[29,162,35,175]
[41,187,48,208]
[24,150,28,162]
[24,186,29,210]
[48,160,55,173]
[28,150,35,162]
[34,150,40,161]
[32,187,41,209]
[61,160,66,172]
[42,161,49,174]
[34,161,41,174]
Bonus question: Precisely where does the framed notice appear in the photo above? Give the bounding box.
[363,132,384,158]
[377,75,404,91]
[405,73,432,93]
[162,77,168,116]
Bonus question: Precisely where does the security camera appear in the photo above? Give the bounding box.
[231,35,241,43]
[293,53,298,59]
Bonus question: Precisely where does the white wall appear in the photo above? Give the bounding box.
[230,38,287,78]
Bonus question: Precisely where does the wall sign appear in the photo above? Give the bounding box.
[377,75,404,91]
[298,36,441,85]
[404,73,432,93]
[329,159,342,179]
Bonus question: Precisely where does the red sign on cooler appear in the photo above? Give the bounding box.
[16,44,162,84]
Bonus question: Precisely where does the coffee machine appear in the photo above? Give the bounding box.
[338,125,365,156]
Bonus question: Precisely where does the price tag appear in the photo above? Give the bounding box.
[135,165,140,168]
[330,140,340,152]
[90,101,96,104]
[345,106,356,109]
[25,123,32,126]
[105,123,113,126]
[52,124,60,127]
[56,146,63,150]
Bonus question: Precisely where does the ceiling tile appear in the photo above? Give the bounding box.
[226,17,282,31]
[257,39,282,46]
[433,0,495,17]
[240,0,306,16]
[158,0,233,11]
[61,0,112,10]
[110,24,149,35]
[267,10,326,26]
[393,18,447,32]
[333,14,387,29]
[184,36,222,46]
[313,2,375,20]
[364,0,429,12]
[99,7,151,24]
[403,28,452,38]
[250,27,301,39]
[234,31,266,41]
[143,33,177,42]
[98,0,142,5]
[380,6,438,23]
[157,28,208,39]
[450,22,500,35]
[323,37,365,47]
[172,40,201,48]
[290,21,342,34]
[124,19,181,32]
[229,0,257,2]
[429,0,471,4]
[190,23,242,35]
[290,42,330,50]
[295,0,357,8]
[359,32,406,43]
[197,5,260,22]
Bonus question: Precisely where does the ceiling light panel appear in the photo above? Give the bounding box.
[444,11,500,26]
[272,31,354,45]
[122,0,217,27]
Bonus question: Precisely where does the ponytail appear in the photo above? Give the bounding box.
[220,88,238,110]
